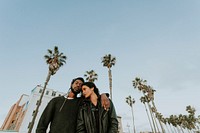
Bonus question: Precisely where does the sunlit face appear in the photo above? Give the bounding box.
[82,85,94,98]
[71,79,84,93]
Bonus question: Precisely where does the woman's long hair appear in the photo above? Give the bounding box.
[82,82,100,97]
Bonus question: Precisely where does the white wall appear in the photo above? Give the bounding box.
[19,86,65,133]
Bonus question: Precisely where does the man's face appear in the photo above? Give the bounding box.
[71,79,84,93]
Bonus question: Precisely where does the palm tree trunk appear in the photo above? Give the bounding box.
[177,126,181,133]
[108,68,112,100]
[131,106,136,133]
[152,112,160,132]
[180,126,184,133]
[196,124,200,132]
[152,101,165,133]
[28,71,51,133]
[169,124,174,133]
[166,123,171,133]
[144,103,154,133]
[143,93,157,133]
[173,126,178,133]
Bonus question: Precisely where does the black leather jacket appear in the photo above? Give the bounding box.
[76,98,118,133]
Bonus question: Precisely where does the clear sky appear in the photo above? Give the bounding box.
[0,0,200,132]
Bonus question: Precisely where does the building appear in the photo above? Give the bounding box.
[0,94,29,131]
[19,85,64,133]
[117,116,123,133]
[1,85,123,133]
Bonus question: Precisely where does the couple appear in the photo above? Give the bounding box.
[36,77,118,133]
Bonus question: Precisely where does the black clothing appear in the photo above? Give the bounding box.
[36,96,81,133]
[93,103,99,133]
[76,98,118,133]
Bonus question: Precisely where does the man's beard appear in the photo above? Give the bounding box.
[71,87,81,95]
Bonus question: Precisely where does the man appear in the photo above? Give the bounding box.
[36,77,109,133]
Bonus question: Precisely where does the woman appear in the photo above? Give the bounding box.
[76,82,118,133]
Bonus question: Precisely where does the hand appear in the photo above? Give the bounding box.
[100,93,110,111]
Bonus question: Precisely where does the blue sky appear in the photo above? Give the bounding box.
[0,0,200,132]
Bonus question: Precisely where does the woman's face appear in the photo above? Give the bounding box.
[82,85,93,98]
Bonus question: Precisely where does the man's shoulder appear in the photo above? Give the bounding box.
[50,96,65,102]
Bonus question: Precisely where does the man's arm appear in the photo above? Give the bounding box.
[108,100,118,133]
[36,99,55,133]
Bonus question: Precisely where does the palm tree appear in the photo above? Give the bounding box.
[147,87,165,133]
[132,77,157,132]
[101,54,116,100]
[126,95,136,133]
[28,46,66,133]
[84,70,98,82]
[140,96,154,133]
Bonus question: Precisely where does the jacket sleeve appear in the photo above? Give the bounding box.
[36,99,55,133]
[76,107,86,133]
[108,100,119,133]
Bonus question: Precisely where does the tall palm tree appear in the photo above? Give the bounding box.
[140,96,154,133]
[28,46,66,133]
[147,87,165,133]
[101,54,116,100]
[196,115,200,132]
[132,77,157,132]
[126,95,136,133]
[84,70,98,82]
